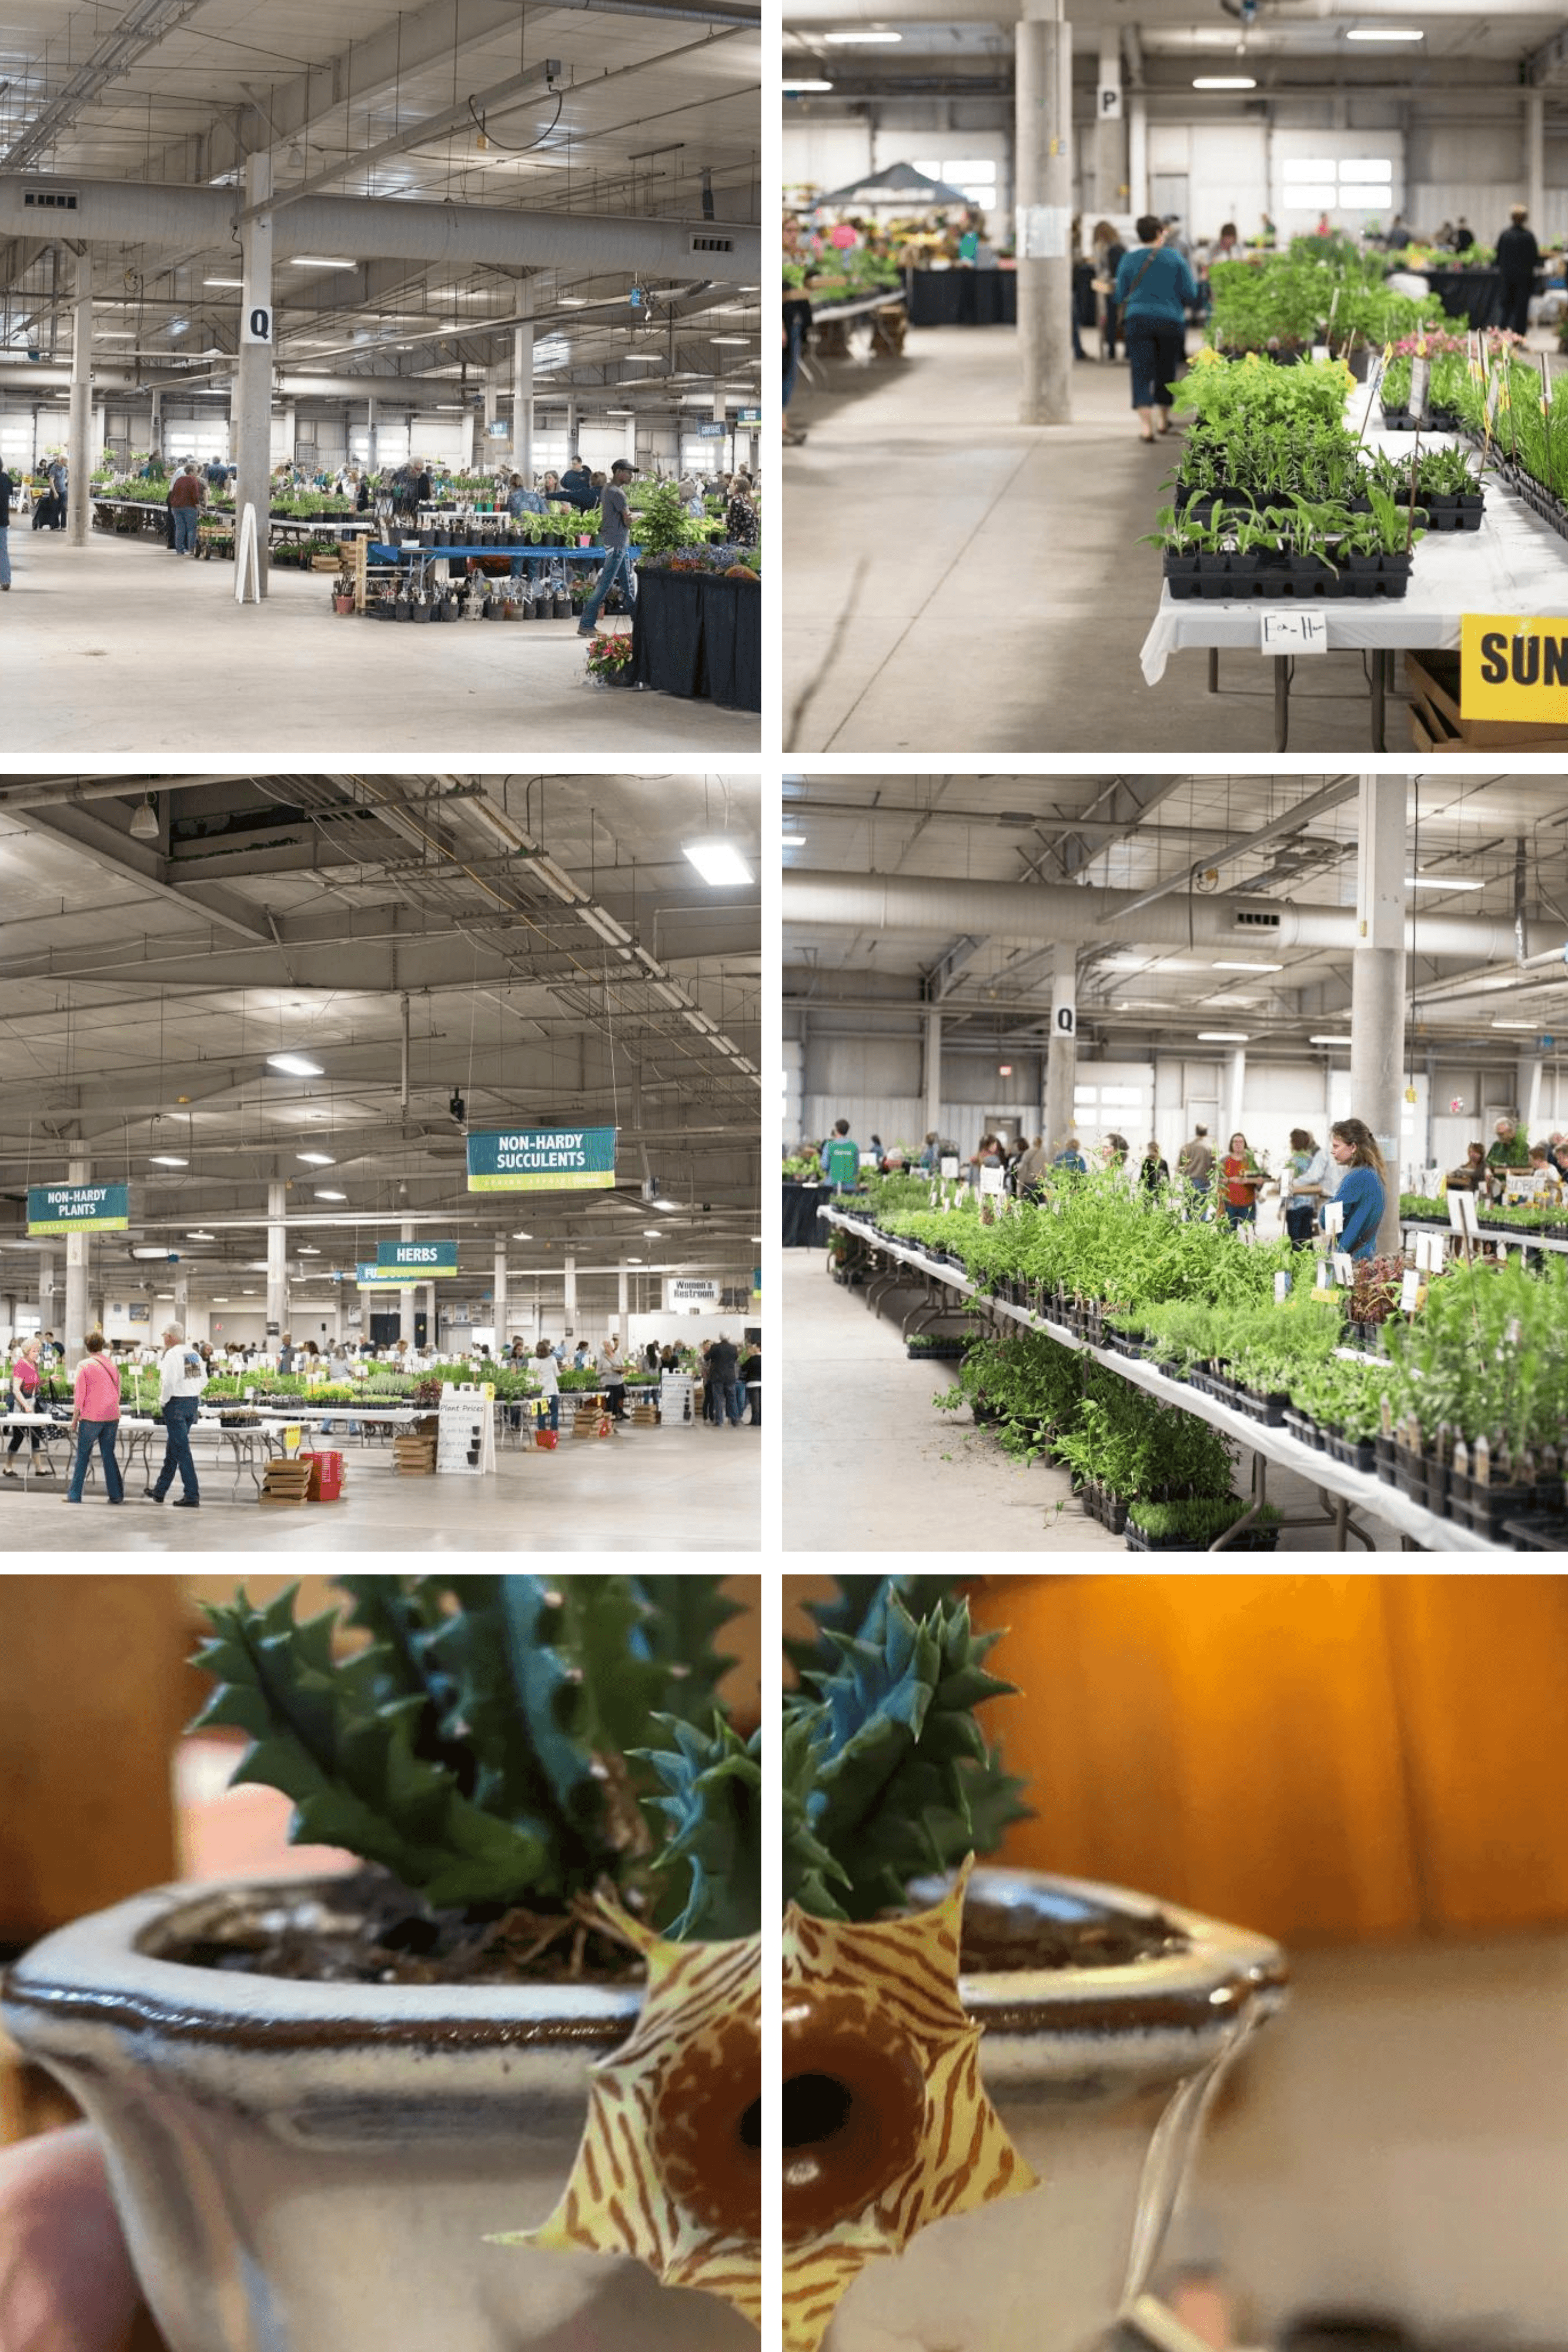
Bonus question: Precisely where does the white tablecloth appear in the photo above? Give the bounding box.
[1140,415,1568,684]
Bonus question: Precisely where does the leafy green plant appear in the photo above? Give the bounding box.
[191,1576,751,1937]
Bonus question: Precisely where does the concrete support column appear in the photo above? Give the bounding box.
[266,1178,288,1341]
[235,149,275,600]
[37,1248,57,1340]
[1520,1057,1545,1137]
[173,1265,190,1334]
[1016,0,1074,427]
[922,1010,944,1141]
[513,293,535,483]
[1350,774,1407,1259]
[63,1156,90,1367]
[565,396,579,459]
[564,1252,577,1341]
[366,394,377,474]
[1128,90,1149,218]
[149,387,162,462]
[1044,943,1078,1155]
[1223,1048,1247,1145]
[68,249,92,547]
[616,1262,628,1332]
[493,1244,509,1347]
[1096,27,1126,213]
[459,407,476,472]
[399,1219,416,1345]
[1527,90,1546,235]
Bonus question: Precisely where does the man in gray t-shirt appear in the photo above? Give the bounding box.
[577,457,638,636]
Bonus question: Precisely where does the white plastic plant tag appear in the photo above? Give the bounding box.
[1409,355,1430,419]
[1273,1271,1291,1303]
[1360,358,1385,436]
[1261,612,1328,654]
[979,1164,1005,1197]
[1324,1201,1345,1236]
[1448,1191,1481,1239]
[1315,1257,1337,1290]
[1400,1269,1421,1312]
[940,1156,959,1180]
[1334,1252,1355,1287]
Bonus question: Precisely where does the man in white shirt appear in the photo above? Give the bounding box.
[146,1322,207,1507]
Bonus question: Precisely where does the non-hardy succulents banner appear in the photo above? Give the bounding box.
[466,1127,618,1192]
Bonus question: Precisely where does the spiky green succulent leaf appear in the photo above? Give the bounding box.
[190,1586,553,1907]
[641,1716,762,1940]
[783,1575,967,1682]
[782,1709,853,1919]
[631,1576,745,1727]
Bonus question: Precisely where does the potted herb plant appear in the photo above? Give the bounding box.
[783,1580,1285,2352]
[2,1577,761,2352]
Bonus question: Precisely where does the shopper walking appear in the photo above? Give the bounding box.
[1139,1139,1170,1192]
[1053,1136,1087,1174]
[169,461,205,556]
[740,1342,761,1426]
[1283,1128,1320,1245]
[1496,204,1540,340]
[1323,1120,1386,1261]
[64,1332,123,1506]
[1089,220,1126,360]
[48,454,68,529]
[576,459,637,637]
[599,1337,627,1421]
[560,455,596,510]
[707,1332,744,1426]
[505,470,546,580]
[1115,218,1199,442]
[1015,1135,1050,1198]
[1221,1133,1263,1230]
[145,1322,206,1508]
[3,1337,45,1476]
[533,1339,560,1434]
[820,1119,862,1190]
[0,457,13,592]
[1177,1124,1215,1195]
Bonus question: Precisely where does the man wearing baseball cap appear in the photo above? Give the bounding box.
[577,456,638,637]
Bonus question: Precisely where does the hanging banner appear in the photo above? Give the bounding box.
[28,1181,131,1234]
[665,1277,721,1310]
[376,1239,459,1277]
[357,1260,419,1288]
[467,1127,618,1192]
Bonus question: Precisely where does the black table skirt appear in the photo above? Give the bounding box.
[905,270,1017,328]
[631,570,761,710]
[1417,268,1505,329]
[783,1182,832,1247]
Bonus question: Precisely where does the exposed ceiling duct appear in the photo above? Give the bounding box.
[0,175,761,278]
[783,870,1554,962]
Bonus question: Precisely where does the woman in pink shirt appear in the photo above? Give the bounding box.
[4,1335,44,1474]
[65,1331,124,1505]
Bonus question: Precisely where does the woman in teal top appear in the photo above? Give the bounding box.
[1320,1119,1387,1261]
[1113,216,1200,442]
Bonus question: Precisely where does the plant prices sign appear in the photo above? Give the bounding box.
[28,1181,131,1234]
[467,1127,617,1193]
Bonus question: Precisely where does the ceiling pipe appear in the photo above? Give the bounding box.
[0,773,255,813]
[1114,779,1358,920]
[0,177,761,278]
[783,870,1547,961]
[785,0,1559,15]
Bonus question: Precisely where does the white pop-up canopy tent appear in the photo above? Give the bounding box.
[809,162,972,212]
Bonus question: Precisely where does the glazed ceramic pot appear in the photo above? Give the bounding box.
[2,1875,755,2352]
[824,1867,1286,2352]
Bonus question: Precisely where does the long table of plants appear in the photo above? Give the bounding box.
[1138,241,1568,747]
[822,1169,1568,1551]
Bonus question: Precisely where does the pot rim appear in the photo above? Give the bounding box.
[4,1866,1285,2062]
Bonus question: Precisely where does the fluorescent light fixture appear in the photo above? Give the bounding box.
[683,838,753,886]
[1197,1031,1251,1043]
[823,26,902,38]
[266,1051,325,1075]
[511,1231,533,1240]
[627,1257,643,1265]
[148,1154,188,1167]
[1346,25,1423,36]
[1406,874,1485,891]
[298,1245,322,1255]
[1310,1034,1354,1047]
[1492,1020,1537,1029]
[95,330,134,339]
[643,1228,665,1237]
[1212,959,1283,972]
[213,1297,230,1304]
[296,1151,336,1165]
[204,275,243,287]
[781,833,807,847]
[710,335,752,345]
[1193,75,1256,88]
[289,255,357,269]
[314,1188,347,1201]
[784,78,835,91]
[186,1231,213,1240]
[243,1289,258,1295]
[558,296,589,307]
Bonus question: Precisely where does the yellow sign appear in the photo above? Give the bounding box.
[1461,614,1568,723]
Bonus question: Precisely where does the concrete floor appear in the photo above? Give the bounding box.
[2,530,757,753]
[3,1420,761,1554]
[782,1246,1406,1553]
[784,326,1410,756]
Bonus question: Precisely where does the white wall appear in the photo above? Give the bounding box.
[628,1311,760,1350]
[1167,1931,1568,2341]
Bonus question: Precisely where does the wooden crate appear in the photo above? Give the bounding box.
[310,554,341,573]
[260,1460,313,1506]
[1405,650,1568,751]
[393,1436,437,1475]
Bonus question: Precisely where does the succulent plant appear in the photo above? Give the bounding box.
[190,1575,749,1935]
[784,1582,1029,1921]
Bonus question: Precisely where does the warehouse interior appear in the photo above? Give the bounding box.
[782,0,1567,753]
[0,0,761,751]
[783,774,1568,1551]
[0,770,761,1552]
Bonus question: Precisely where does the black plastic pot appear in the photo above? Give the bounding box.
[1282,1406,1323,1452]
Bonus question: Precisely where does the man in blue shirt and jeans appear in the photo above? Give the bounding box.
[576,459,637,636]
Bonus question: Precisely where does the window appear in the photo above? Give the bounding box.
[1280,156,1394,213]
[914,157,999,207]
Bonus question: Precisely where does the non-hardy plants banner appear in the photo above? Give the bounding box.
[466,1127,618,1192]
[375,1240,459,1277]
[27,1181,131,1234]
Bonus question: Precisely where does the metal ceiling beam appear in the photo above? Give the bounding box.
[12,807,275,944]
[1113,779,1360,920]
[1,0,213,171]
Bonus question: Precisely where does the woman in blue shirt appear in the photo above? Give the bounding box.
[1113,216,1200,442]
[1321,1119,1387,1261]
